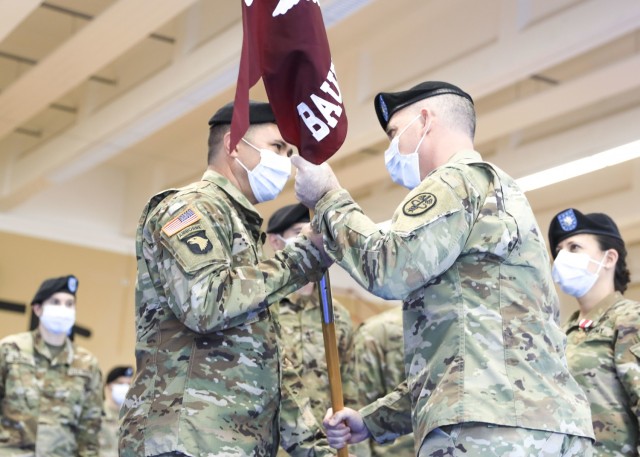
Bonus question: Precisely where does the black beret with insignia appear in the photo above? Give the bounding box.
[374,81,474,131]
[208,100,276,127]
[31,275,79,306]
[548,208,622,256]
[106,365,134,384]
[266,203,310,234]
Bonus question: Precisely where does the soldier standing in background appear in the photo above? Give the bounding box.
[294,81,595,455]
[0,275,103,456]
[99,365,133,457]
[119,100,336,457]
[351,307,413,457]
[265,203,356,457]
[549,208,640,455]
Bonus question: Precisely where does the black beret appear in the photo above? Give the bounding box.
[31,275,79,306]
[208,100,276,127]
[106,365,134,384]
[374,81,474,131]
[548,208,622,256]
[266,203,310,234]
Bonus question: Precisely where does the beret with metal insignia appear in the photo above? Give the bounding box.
[374,81,474,131]
[31,275,79,306]
[208,100,276,127]
[548,208,622,257]
[266,203,310,234]
[106,365,134,384]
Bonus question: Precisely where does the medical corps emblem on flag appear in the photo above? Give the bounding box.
[231,0,348,165]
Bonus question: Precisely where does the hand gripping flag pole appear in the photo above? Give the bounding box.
[231,2,349,453]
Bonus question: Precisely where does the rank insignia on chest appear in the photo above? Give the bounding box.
[403,192,437,216]
[578,318,594,330]
[178,225,212,254]
[162,207,201,237]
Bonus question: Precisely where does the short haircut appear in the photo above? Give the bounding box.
[422,94,476,139]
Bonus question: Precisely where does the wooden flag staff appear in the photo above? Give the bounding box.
[317,272,349,457]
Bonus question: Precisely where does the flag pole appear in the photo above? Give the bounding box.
[317,272,349,457]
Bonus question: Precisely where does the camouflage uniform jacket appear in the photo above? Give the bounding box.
[276,290,354,426]
[0,330,102,456]
[98,401,119,457]
[352,307,413,457]
[119,170,334,457]
[563,292,640,456]
[313,150,595,451]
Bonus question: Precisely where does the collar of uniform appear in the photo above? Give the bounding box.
[564,291,622,332]
[448,149,482,164]
[201,169,262,222]
[32,329,73,365]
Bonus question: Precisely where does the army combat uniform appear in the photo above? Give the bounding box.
[352,307,413,457]
[313,150,595,454]
[275,289,354,457]
[119,170,334,457]
[0,330,103,456]
[564,292,640,456]
[99,399,119,457]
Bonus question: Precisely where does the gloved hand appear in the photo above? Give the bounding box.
[291,155,341,209]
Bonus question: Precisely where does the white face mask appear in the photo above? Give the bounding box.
[384,114,430,189]
[110,383,130,406]
[552,250,606,298]
[276,234,296,247]
[40,304,76,335]
[236,138,291,203]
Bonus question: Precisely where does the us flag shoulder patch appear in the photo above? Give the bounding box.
[162,207,201,237]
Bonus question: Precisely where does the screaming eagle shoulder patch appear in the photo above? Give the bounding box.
[162,207,201,237]
[403,192,437,216]
[178,226,213,255]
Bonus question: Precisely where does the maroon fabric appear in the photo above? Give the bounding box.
[231,0,347,165]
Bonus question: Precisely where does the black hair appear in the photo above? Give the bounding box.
[595,234,631,293]
[207,124,231,165]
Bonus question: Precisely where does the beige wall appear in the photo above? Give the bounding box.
[0,231,137,376]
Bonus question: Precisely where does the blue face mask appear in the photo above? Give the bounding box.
[236,138,291,203]
[383,114,430,189]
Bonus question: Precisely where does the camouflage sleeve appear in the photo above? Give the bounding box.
[613,307,640,452]
[279,359,336,457]
[153,195,326,333]
[353,325,387,408]
[313,169,473,300]
[359,380,413,444]
[76,360,104,457]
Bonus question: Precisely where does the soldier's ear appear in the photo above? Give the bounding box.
[223,131,239,158]
[32,303,43,317]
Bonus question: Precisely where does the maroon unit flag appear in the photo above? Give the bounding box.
[231,0,348,165]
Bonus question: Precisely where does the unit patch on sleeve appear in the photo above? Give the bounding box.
[403,192,437,216]
[162,207,201,237]
[177,225,212,254]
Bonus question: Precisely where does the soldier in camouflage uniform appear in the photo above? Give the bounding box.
[266,203,355,457]
[119,101,336,457]
[549,208,640,456]
[0,275,103,457]
[293,81,595,456]
[351,307,413,457]
[99,365,133,457]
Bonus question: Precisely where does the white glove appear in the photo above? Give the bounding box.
[291,155,341,209]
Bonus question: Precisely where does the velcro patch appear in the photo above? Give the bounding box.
[403,192,437,216]
[162,207,201,237]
